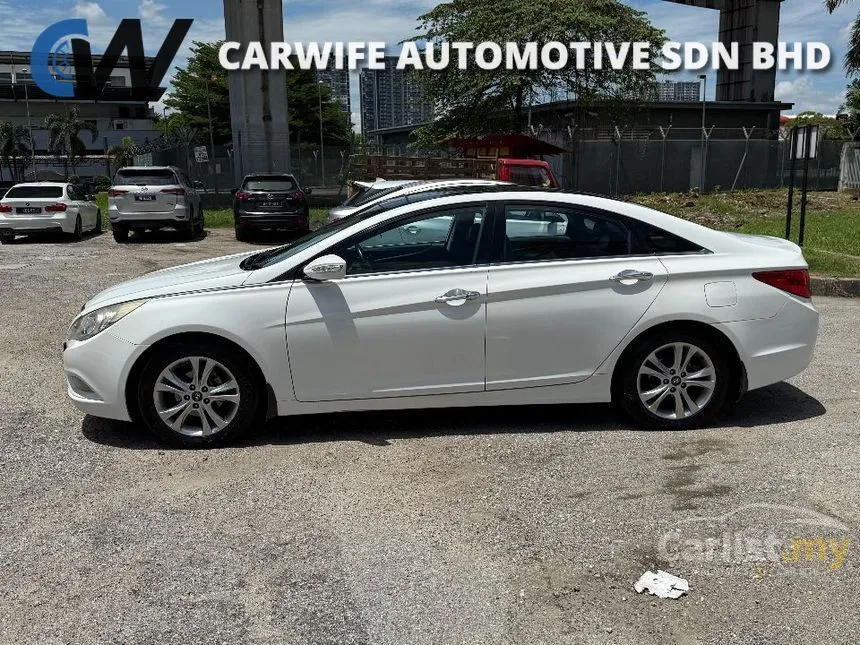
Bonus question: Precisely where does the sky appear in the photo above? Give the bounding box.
[0,0,854,129]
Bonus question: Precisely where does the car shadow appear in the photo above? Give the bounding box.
[124,229,209,244]
[81,381,825,451]
[5,229,103,244]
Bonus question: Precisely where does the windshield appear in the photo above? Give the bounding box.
[243,177,298,191]
[240,215,361,271]
[5,186,64,199]
[114,169,177,186]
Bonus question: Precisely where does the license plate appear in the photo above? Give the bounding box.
[16,207,41,214]
[135,194,156,201]
[261,201,282,207]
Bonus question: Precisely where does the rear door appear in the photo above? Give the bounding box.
[112,168,180,213]
[243,176,301,213]
[485,202,668,390]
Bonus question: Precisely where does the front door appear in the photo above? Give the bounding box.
[286,203,490,402]
[485,202,668,390]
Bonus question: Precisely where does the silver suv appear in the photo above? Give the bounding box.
[108,166,203,242]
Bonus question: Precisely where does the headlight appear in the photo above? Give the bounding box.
[67,300,148,342]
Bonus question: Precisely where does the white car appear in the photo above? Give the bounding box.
[0,182,101,243]
[63,190,819,447]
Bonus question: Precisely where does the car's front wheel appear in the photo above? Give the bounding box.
[616,331,729,430]
[137,342,260,448]
[0,231,14,244]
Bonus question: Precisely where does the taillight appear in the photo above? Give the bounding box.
[45,203,68,213]
[753,269,811,299]
[0,204,11,213]
[161,187,186,196]
[291,190,305,201]
[107,188,128,197]
[235,191,252,201]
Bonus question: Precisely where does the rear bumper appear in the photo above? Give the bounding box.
[109,204,189,228]
[235,213,309,230]
[716,296,819,391]
[0,213,76,234]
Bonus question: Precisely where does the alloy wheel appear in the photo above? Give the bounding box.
[636,342,716,420]
[152,356,241,437]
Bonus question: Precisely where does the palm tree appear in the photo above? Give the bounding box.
[0,121,32,181]
[45,107,98,179]
[827,0,860,75]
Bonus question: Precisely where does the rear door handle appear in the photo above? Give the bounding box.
[610,269,654,283]
[435,288,481,304]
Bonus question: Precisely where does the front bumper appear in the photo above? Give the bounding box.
[63,331,148,422]
[717,295,819,391]
[0,213,75,234]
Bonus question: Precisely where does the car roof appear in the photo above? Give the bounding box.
[6,182,67,187]
[243,173,297,178]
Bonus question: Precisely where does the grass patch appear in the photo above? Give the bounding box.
[631,189,860,277]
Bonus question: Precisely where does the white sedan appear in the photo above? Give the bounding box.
[0,182,101,243]
[63,190,819,447]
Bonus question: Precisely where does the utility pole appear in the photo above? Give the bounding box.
[205,76,218,194]
[318,81,325,187]
[699,74,707,192]
[21,68,37,180]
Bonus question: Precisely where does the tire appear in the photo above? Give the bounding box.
[178,210,195,241]
[112,225,129,243]
[0,231,14,244]
[195,208,205,237]
[136,342,261,448]
[235,227,250,242]
[94,210,102,234]
[615,330,730,430]
[70,216,83,241]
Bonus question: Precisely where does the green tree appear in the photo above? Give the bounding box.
[285,59,353,147]
[0,121,32,181]
[163,41,231,145]
[844,79,860,131]
[163,42,353,148]
[45,107,98,178]
[827,1,860,76]
[785,111,853,140]
[107,136,136,172]
[409,0,666,146]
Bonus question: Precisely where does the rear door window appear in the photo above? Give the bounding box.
[243,177,298,192]
[5,186,64,199]
[114,169,177,186]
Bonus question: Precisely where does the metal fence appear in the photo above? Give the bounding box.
[535,127,856,195]
[133,136,353,192]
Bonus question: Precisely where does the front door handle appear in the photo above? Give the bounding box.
[435,288,481,304]
[610,269,654,283]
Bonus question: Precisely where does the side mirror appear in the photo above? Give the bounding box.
[193,180,204,189]
[86,194,94,201]
[304,187,313,195]
[303,254,346,281]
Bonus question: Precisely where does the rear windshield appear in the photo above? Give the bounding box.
[243,177,298,191]
[5,186,64,199]
[114,169,177,186]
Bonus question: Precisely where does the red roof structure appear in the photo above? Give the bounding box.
[446,134,567,158]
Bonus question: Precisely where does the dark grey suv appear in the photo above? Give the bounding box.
[232,173,311,241]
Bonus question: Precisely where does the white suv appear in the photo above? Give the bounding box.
[108,166,203,242]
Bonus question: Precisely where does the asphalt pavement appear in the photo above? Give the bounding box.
[0,228,858,644]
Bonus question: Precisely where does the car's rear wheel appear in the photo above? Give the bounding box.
[112,225,129,243]
[616,330,729,430]
[137,342,260,448]
[0,231,14,244]
[195,208,205,237]
[70,216,83,241]
[235,226,250,242]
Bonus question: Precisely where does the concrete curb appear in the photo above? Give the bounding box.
[810,276,860,298]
